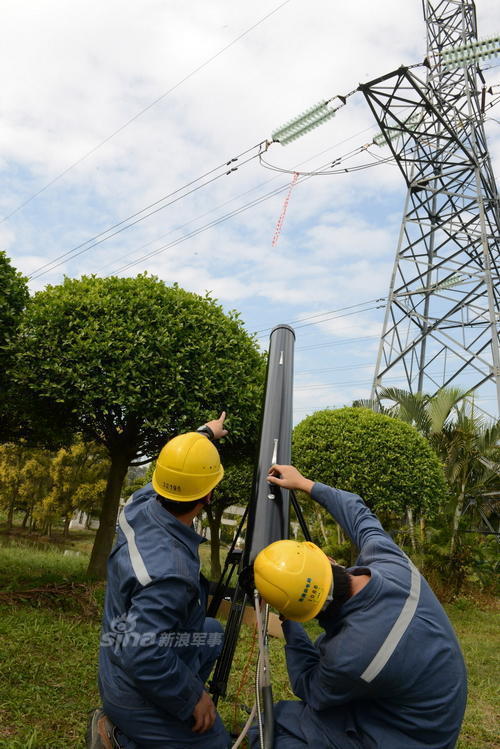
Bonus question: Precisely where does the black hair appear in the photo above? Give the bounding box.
[332,564,352,602]
[315,565,352,624]
[156,494,204,517]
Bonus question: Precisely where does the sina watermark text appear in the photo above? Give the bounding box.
[101,612,223,650]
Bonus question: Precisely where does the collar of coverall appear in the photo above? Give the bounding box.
[148,487,206,553]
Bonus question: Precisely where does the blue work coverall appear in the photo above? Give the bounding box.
[252,483,467,749]
[98,483,231,748]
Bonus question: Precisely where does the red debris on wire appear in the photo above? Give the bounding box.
[271,171,299,246]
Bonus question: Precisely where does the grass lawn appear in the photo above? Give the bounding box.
[0,540,497,748]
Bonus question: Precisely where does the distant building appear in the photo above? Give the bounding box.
[68,510,99,531]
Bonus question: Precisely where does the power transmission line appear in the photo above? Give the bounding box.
[28,123,383,282]
[297,335,379,351]
[28,146,264,280]
[294,371,447,391]
[90,126,377,276]
[103,140,393,277]
[255,298,385,334]
[295,363,374,375]
[106,179,295,276]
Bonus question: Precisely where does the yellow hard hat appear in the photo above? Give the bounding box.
[152,432,224,502]
[254,540,333,622]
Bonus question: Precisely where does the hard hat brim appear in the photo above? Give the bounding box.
[152,464,224,502]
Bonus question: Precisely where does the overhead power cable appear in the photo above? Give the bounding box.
[92,126,377,276]
[255,305,384,340]
[294,371,445,391]
[295,363,375,375]
[26,124,379,282]
[25,101,389,280]
[259,143,396,177]
[26,83,384,280]
[1,0,293,224]
[106,178,299,276]
[255,299,386,334]
[28,145,264,281]
[297,335,379,351]
[293,304,385,329]
[104,139,393,277]
[19,85,385,281]
[295,376,379,390]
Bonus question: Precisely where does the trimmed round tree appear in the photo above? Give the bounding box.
[293,407,446,523]
[12,275,265,577]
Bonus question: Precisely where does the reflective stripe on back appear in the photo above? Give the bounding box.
[361,559,421,683]
[119,498,152,586]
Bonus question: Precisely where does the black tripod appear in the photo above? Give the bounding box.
[207,489,313,702]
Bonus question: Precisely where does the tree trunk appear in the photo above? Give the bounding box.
[315,509,329,545]
[7,500,15,530]
[407,507,417,553]
[450,486,466,555]
[63,515,71,537]
[21,510,30,529]
[337,524,345,545]
[87,450,130,579]
[205,507,223,580]
[419,516,426,545]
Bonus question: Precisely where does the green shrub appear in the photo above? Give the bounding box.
[293,407,447,520]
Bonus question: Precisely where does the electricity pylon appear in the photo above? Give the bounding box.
[362,0,500,417]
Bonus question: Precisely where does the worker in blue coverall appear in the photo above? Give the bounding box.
[86,413,232,749]
[251,464,467,749]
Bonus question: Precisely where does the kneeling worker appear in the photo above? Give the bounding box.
[252,464,467,749]
[87,413,231,749]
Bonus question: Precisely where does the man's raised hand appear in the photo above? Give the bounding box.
[205,411,228,440]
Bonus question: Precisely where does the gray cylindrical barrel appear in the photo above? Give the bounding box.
[242,324,295,566]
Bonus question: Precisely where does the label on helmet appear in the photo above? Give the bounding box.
[297,577,323,603]
[160,481,182,493]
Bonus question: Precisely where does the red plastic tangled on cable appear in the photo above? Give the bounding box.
[271,172,299,247]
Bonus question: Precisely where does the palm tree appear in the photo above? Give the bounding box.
[378,387,500,553]
[433,407,500,553]
[377,386,467,436]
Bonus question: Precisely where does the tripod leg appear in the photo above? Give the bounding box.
[209,584,248,705]
[290,490,312,542]
[206,504,249,618]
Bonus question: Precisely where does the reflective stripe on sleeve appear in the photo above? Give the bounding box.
[119,501,152,586]
[360,560,421,683]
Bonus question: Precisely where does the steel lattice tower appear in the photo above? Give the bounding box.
[361,0,500,417]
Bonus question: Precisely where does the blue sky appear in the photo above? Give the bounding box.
[1,0,498,422]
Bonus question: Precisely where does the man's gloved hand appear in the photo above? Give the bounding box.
[192,690,217,734]
[204,411,228,440]
[267,464,314,495]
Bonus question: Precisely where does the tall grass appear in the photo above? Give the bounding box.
[0,542,89,589]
